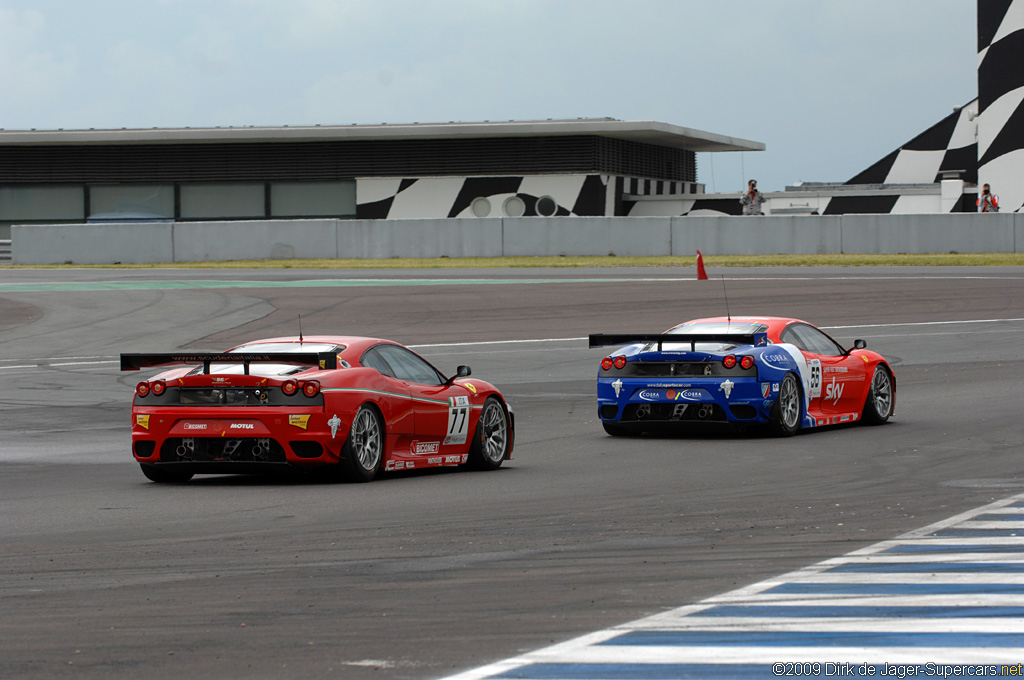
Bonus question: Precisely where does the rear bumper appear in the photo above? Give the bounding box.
[596,377,780,424]
[131,406,343,467]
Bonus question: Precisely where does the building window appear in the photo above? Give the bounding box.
[0,185,85,224]
[270,180,356,217]
[503,196,526,217]
[181,183,265,219]
[536,196,558,217]
[89,184,174,219]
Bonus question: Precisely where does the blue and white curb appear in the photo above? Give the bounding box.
[442,494,1024,679]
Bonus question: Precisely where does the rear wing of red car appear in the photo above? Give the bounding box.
[589,332,768,351]
[120,352,338,374]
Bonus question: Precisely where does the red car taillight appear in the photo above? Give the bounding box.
[601,357,614,371]
[150,380,166,396]
[722,355,737,369]
[302,380,320,398]
[613,355,627,369]
[281,380,298,396]
[136,382,150,397]
[740,356,755,370]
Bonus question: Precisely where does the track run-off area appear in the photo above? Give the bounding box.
[1,266,1023,680]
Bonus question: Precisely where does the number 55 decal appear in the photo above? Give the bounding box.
[443,395,470,445]
[807,359,822,398]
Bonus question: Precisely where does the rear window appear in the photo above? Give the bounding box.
[658,323,766,352]
[193,342,344,377]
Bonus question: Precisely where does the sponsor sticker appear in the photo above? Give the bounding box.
[761,383,771,398]
[825,376,844,405]
[639,388,706,402]
[288,415,311,430]
[413,441,440,455]
[136,414,150,430]
[760,351,793,368]
[824,366,849,374]
[183,422,208,430]
[328,414,341,439]
[229,423,255,430]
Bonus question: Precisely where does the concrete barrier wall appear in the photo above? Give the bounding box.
[12,222,174,264]
[11,214,1023,264]
[672,216,843,256]
[839,214,1015,254]
[337,219,503,258]
[502,217,671,256]
[174,220,338,262]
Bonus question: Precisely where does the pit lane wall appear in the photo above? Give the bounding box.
[10,214,1023,264]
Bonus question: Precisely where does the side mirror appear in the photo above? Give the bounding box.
[445,365,471,385]
[853,339,867,350]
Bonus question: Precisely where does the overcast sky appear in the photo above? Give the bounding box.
[0,0,977,192]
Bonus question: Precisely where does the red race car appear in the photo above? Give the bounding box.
[121,336,513,483]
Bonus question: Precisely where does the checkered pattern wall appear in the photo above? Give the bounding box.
[977,0,1024,212]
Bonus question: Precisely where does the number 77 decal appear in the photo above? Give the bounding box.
[443,395,471,445]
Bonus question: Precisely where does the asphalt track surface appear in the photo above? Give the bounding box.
[1,266,1023,680]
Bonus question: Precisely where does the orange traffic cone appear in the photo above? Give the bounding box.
[696,250,708,280]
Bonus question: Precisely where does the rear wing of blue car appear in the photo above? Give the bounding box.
[120,352,338,374]
[589,332,769,351]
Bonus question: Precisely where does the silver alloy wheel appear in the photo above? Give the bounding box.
[350,408,382,471]
[779,375,800,429]
[871,367,893,417]
[479,400,508,463]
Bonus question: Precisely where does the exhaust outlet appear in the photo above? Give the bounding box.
[177,438,195,459]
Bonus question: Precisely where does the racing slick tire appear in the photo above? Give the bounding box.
[341,404,385,483]
[768,373,802,437]
[139,464,194,484]
[861,365,895,425]
[602,421,640,437]
[467,397,510,471]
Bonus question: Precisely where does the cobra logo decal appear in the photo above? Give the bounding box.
[760,352,793,368]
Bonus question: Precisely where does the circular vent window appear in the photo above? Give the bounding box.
[470,197,491,217]
[503,196,526,217]
[536,196,558,216]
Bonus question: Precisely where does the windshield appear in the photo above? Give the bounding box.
[193,342,344,377]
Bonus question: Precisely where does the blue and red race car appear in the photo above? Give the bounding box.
[121,335,513,483]
[590,316,895,436]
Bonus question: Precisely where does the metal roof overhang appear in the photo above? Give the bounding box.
[0,119,764,153]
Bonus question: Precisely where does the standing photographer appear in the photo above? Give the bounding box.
[977,183,999,212]
[740,179,766,215]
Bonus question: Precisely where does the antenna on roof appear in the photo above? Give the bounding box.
[298,314,304,344]
[721,276,731,327]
